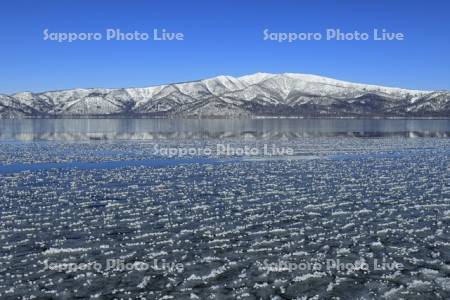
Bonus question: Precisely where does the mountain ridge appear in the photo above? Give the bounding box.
[1,73,449,118]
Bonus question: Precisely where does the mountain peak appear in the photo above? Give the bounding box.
[237,72,275,85]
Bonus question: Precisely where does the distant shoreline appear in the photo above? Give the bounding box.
[1,116,450,120]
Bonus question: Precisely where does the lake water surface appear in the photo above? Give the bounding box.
[1,118,450,140]
[1,118,450,299]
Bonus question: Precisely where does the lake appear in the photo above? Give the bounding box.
[1,118,450,299]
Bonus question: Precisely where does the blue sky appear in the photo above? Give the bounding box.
[0,0,449,94]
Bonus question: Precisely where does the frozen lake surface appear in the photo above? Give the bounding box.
[1,119,450,299]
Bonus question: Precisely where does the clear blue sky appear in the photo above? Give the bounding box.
[1,0,449,94]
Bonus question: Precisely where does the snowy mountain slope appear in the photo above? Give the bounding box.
[0,73,449,118]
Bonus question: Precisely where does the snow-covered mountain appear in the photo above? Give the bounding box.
[1,73,449,118]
